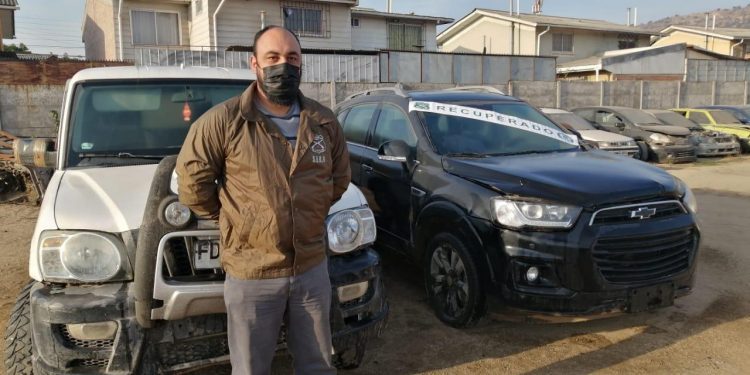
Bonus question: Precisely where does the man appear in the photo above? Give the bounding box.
[176,26,350,374]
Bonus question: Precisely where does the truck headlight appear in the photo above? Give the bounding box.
[326,207,376,254]
[649,133,673,145]
[39,231,132,283]
[492,198,582,229]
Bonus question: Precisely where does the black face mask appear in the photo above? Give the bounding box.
[257,63,301,106]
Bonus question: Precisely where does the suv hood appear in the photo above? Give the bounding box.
[579,130,634,143]
[55,164,158,233]
[635,124,691,136]
[443,151,679,209]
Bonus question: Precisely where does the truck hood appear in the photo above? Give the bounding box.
[635,124,691,136]
[55,165,158,233]
[55,164,367,234]
[442,151,679,209]
[578,130,634,143]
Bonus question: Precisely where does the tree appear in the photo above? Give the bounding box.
[3,43,30,53]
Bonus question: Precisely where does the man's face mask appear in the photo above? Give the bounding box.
[258,62,301,105]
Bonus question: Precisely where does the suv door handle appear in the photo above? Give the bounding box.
[362,164,374,173]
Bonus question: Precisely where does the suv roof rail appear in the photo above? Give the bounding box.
[446,85,506,95]
[343,83,408,102]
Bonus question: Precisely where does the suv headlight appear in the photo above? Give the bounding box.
[681,185,698,214]
[492,198,582,229]
[39,231,132,283]
[326,207,376,254]
[649,133,673,145]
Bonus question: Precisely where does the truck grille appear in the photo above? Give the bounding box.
[592,228,695,284]
[590,201,686,225]
[162,237,225,282]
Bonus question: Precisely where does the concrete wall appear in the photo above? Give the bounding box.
[0,85,65,138]
[6,80,750,138]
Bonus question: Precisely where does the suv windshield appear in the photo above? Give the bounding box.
[67,80,248,167]
[709,110,743,124]
[546,112,596,131]
[418,101,579,156]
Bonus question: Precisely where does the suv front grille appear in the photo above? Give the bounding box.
[592,228,695,284]
[590,201,686,225]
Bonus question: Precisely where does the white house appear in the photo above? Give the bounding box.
[82,0,452,61]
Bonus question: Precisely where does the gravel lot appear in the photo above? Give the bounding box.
[1,157,749,374]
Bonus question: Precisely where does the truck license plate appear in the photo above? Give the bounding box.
[627,282,675,313]
[193,239,221,269]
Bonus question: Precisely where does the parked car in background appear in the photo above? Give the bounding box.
[696,105,750,124]
[671,108,750,153]
[645,110,740,157]
[541,108,640,159]
[572,106,696,163]
[334,87,700,329]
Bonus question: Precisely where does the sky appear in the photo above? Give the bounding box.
[2,0,745,57]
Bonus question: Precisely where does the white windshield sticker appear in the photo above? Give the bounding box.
[409,101,579,146]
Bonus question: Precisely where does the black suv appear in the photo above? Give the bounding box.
[334,87,700,328]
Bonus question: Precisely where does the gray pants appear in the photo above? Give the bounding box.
[224,260,336,375]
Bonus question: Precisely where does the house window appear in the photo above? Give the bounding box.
[552,33,573,53]
[388,23,424,51]
[618,34,637,49]
[281,1,330,38]
[194,0,203,15]
[131,10,180,46]
[352,18,360,28]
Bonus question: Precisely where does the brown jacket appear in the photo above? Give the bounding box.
[176,83,351,280]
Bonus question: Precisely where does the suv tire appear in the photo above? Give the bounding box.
[424,232,486,328]
[5,281,34,375]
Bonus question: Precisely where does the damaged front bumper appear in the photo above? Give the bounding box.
[695,141,741,157]
[28,248,387,374]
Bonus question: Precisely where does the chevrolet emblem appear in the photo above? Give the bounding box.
[630,207,657,220]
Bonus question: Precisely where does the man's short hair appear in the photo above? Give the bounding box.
[253,26,302,57]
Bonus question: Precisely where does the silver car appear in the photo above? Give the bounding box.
[542,108,640,159]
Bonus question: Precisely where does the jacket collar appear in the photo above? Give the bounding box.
[240,82,336,126]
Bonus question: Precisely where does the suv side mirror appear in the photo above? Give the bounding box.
[377,140,409,163]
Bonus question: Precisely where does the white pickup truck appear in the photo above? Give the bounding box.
[5,66,387,374]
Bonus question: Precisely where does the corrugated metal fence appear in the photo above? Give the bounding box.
[133,48,379,83]
[134,48,557,84]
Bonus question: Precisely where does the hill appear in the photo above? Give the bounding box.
[641,4,750,31]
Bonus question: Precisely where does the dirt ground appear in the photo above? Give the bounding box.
[1,157,749,374]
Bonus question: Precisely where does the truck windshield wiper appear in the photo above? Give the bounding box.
[444,152,489,158]
[78,152,167,159]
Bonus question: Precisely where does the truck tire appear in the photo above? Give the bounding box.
[333,336,366,370]
[424,232,486,328]
[4,281,34,375]
[636,141,650,161]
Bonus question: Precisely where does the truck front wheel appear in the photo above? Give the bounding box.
[4,281,34,375]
